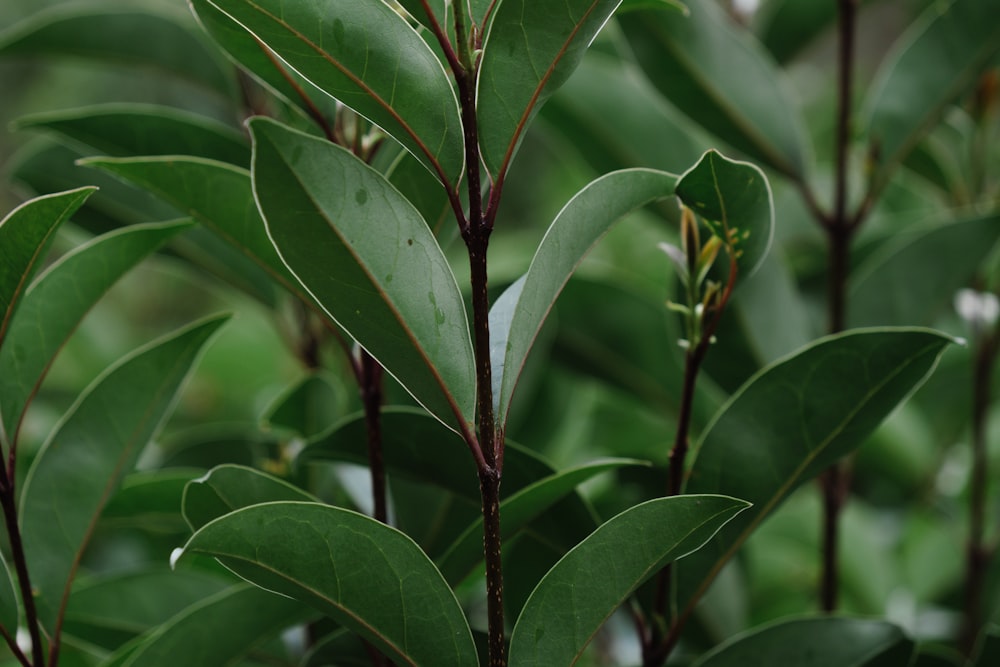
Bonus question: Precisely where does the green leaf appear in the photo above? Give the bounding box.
[863,0,1000,196]
[203,0,464,182]
[507,494,749,665]
[677,329,954,618]
[437,458,647,585]
[19,315,229,632]
[175,501,479,667]
[757,0,840,64]
[261,371,343,438]
[0,187,95,350]
[490,169,677,428]
[620,1,809,179]
[675,149,774,279]
[0,553,17,638]
[0,220,192,444]
[250,118,475,432]
[183,464,317,532]
[691,616,914,667]
[0,4,235,98]
[101,469,204,533]
[14,104,250,167]
[850,215,1000,327]
[477,0,624,179]
[103,584,310,667]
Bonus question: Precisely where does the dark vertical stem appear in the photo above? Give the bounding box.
[480,468,506,667]
[360,350,387,525]
[0,489,45,667]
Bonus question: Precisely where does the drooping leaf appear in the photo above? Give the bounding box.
[863,0,1000,196]
[691,616,914,667]
[183,464,317,532]
[251,118,475,432]
[0,220,192,444]
[490,168,677,429]
[14,104,250,167]
[620,1,809,179]
[477,0,624,179]
[0,4,235,98]
[102,584,310,667]
[436,458,648,585]
[677,329,954,618]
[19,315,230,632]
[202,0,464,182]
[675,149,774,279]
[0,187,95,349]
[507,495,749,665]
[850,215,1000,327]
[0,553,17,638]
[175,501,479,667]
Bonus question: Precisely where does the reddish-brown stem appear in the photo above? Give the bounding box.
[360,350,388,525]
[0,490,45,667]
[0,622,30,667]
[479,468,506,667]
[252,36,336,143]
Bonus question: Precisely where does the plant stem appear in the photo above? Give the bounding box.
[480,467,506,667]
[0,489,45,667]
[360,350,388,525]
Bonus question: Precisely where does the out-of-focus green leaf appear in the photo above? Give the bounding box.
[620,1,809,179]
[19,315,229,632]
[691,616,913,667]
[14,104,250,167]
[436,458,647,585]
[477,0,624,179]
[864,0,1000,196]
[176,502,478,667]
[0,4,235,98]
[102,584,310,667]
[0,220,191,443]
[678,329,954,617]
[261,372,343,439]
[508,495,749,665]
[756,0,839,63]
[675,150,774,279]
[203,0,464,183]
[850,215,1000,327]
[0,553,17,638]
[491,168,677,429]
[251,118,475,433]
[183,464,316,532]
[0,187,95,349]
[975,633,1000,667]
[301,630,371,667]
[101,469,203,532]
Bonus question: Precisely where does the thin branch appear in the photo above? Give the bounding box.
[0,492,45,667]
[0,623,30,667]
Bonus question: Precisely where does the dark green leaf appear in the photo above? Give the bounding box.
[14,104,250,167]
[677,329,954,619]
[477,0,624,179]
[757,0,839,63]
[0,187,95,350]
[176,501,479,667]
[251,118,475,432]
[491,169,677,428]
[204,0,464,182]
[864,0,1000,196]
[675,150,774,279]
[261,372,344,439]
[0,220,192,444]
[19,315,229,632]
[691,616,914,667]
[620,1,809,179]
[0,553,17,638]
[101,469,204,532]
[183,464,317,532]
[508,494,749,665]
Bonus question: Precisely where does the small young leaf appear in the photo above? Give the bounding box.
[508,494,750,665]
[175,501,479,667]
[251,118,475,433]
[19,315,230,633]
[183,464,317,532]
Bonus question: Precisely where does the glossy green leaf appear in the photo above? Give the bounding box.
[183,464,317,531]
[251,118,475,432]
[19,315,229,632]
[0,220,192,444]
[0,187,95,350]
[204,0,464,183]
[864,0,1000,196]
[103,584,310,667]
[490,168,677,428]
[0,4,234,97]
[692,616,913,667]
[677,329,954,617]
[477,0,624,179]
[0,553,17,638]
[437,458,647,585]
[850,215,1000,327]
[14,104,250,167]
[620,1,808,179]
[675,149,774,279]
[176,501,479,667]
[508,494,749,665]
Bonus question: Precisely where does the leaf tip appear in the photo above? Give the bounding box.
[169,547,185,570]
